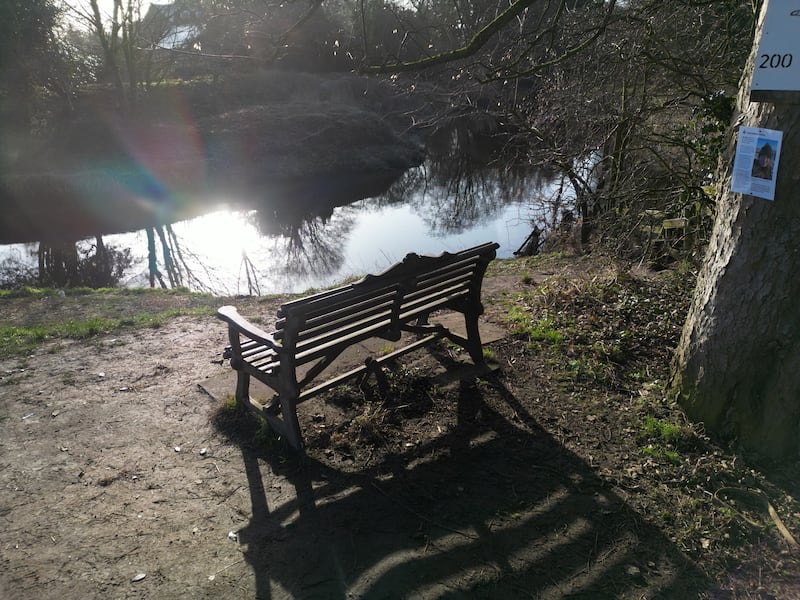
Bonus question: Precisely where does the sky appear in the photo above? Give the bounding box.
[62,0,154,27]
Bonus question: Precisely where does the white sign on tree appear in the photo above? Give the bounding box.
[731,126,783,201]
[750,0,800,100]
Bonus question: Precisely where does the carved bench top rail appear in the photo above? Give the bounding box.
[277,242,499,318]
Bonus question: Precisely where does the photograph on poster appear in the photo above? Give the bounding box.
[751,138,776,180]
[731,126,783,201]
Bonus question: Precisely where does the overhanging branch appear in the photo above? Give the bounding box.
[361,0,540,74]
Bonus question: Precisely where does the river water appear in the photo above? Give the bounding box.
[0,161,564,295]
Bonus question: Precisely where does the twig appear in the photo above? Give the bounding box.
[209,558,245,580]
[714,487,799,549]
[217,484,243,505]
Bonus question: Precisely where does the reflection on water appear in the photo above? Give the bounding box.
[0,160,569,295]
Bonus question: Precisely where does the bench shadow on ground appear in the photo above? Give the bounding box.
[212,354,708,599]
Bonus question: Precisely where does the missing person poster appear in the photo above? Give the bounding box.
[731,126,783,201]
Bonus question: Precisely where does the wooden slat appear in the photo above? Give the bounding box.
[276,242,494,320]
[279,280,396,320]
[355,242,497,289]
[412,261,476,289]
[294,295,396,342]
[296,310,394,358]
[295,314,395,365]
[248,354,280,372]
[294,282,469,365]
[304,287,396,320]
[275,286,398,336]
[277,283,355,317]
[415,256,480,282]
[239,339,261,353]
[290,269,473,348]
[399,289,471,323]
[403,273,472,305]
[401,283,470,315]
[296,309,395,351]
[241,342,276,361]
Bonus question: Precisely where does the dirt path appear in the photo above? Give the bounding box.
[1,256,797,599]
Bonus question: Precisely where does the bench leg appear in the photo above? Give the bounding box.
[235,371,251,408]
[279,396,304,451]
[360,357,390,397]
[465,311,485,365]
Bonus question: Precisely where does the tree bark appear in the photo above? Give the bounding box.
[670,0,800,459]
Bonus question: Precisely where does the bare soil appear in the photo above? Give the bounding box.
[1,253,798,599]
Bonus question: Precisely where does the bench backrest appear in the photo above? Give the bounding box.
[274,242,499,365]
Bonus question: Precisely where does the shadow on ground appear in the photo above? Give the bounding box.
[213,365,707,600]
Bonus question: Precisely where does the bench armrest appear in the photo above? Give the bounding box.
[217,305,281,352]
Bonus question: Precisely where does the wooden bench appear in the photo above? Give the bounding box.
[217,242,499,451]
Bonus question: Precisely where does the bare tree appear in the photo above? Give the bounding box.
[353,1,751,256]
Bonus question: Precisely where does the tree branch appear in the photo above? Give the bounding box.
[361,0,540,74]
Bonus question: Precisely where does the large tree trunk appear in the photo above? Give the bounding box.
[670,1,800,460]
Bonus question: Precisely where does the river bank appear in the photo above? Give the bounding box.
[1,252,797,598]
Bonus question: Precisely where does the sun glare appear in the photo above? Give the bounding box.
[175,208,259,268]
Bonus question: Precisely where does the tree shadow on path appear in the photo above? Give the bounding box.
[216,374,708,599]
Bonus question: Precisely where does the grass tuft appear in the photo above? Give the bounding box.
[0,306,215,358]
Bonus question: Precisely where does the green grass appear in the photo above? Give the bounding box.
[253,414,284,452]
[638,416,694,464]
[222,394,239,412]
[0,286,201,299]
[642,444,681,464]
[0,306,214,358]
[531,322,563,345]
[506,305,564,347]
[643,416,688,446]
[0,287,48,299]
[566,356,616,385]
